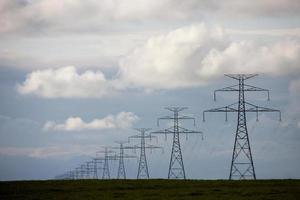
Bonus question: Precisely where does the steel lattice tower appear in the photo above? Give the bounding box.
[112,141,136,179]
[75,167,81,179]
[92,158,103,179]
[117,142,126,179]
[129,128,162,179]
[137,129,148,179]
[203,74,281,180]
[152,107,203,179]
[96,147,116,179]
[79,164,87,179]
[86,161,95,179]
[102,149,110,179]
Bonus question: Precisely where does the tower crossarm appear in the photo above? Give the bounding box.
[122,145,139,150]
[203,101,281,122]
[127,143,162,151]
[122,154,137,159]
[112,153,137,159]
[157,115,196,126]
[178,126,203,140]
[165,107,188,112]
[94,155,117,160]
[144,144,163,149]
[203,102,239,122]
[224,74,258,80]
[214,84,239,100]
[128,134,154,141]
[153,122,202,142]
[244,102,281,121]
[244,84,269,92]
[96,149,115,156]
[151,127,173,135]
[214,84,270,101]
[151,127,175,141]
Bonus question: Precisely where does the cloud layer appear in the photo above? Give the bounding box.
[1,0,299,34]
[288,78,300,128]
[0,145,100,158]
[17,24,300,97]
[289,78,300,96]
[43,112,139,131]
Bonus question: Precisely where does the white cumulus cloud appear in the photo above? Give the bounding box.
[43,112,139,131]
[118,23,227,89]
[200,40,300,76]
[17,24,300,97]
[17,66,119,98]
[119,24,300,90]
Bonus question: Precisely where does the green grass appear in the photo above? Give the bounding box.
[0,179,299,200]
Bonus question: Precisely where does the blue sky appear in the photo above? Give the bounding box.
[0,0,299,180]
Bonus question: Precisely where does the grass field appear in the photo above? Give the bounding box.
[0,179,299,200]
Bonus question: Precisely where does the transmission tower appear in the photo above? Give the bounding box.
[96,147,117,179]
[75,167,80,179]
[76,164,87,179]
[129,128,163,179]
[152,107,203,179]
[203,74,281,180]
[81,163,89,179]
[112,141,136,179]
[55,170,75,180]
[92,158,103,179]
[85,161,96,179]
[56,159,103,180]
[67,170,75,180]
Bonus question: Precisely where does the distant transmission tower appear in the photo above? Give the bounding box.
[203,74,281,180]
[129,128,163,179]
[152,107,203,179]
[79,164,87,179]
[112,141,136,179]
[92,158,103,179]
[86,161,97,179]
[55,170,75,180]
[75,167,81,179]
[96,147,116,179]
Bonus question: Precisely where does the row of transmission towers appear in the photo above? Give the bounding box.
[56,108,203,180]
[56,74,281,180]
[55,130,158,180]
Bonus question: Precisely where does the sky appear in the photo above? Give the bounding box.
[0,0,300,180]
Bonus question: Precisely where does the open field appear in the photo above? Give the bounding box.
[0,179,299,200]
